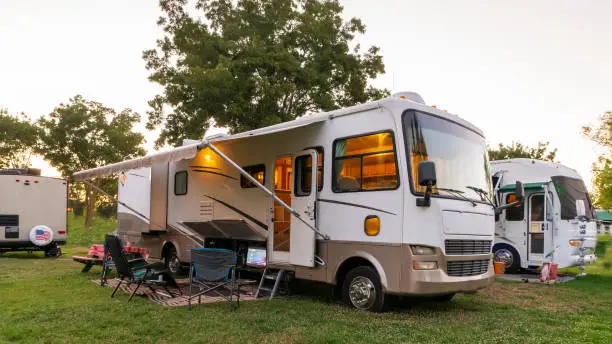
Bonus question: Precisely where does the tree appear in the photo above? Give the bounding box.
[0,108,39,169]
[37,95,146,228]
[584,111,612,209]
[487,141,558,162]
[144,0,389,147]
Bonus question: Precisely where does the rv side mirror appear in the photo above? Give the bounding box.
[418,161,437,186]
[515,181,524,203]
[416,161,436,207]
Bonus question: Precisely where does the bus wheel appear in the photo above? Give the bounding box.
[493,245,520,273]
[342,266,388,312]
[164,245,181,274]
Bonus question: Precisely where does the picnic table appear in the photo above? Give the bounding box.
[72,243,150,285]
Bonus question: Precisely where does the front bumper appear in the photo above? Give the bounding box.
[397,265,494,295]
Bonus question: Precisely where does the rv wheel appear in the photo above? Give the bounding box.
[342,266,388,312]
[164,246,181,274]
[493,245,520,273]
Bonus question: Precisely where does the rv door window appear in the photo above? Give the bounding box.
[241,164,265,188]
[174,171,188,195]
[333,132,399,192]
[505,193,524,221]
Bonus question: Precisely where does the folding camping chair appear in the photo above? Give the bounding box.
[188,248,239,311]
[105,234,179,302]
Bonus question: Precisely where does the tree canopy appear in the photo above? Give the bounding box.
[144,0,389,147]
[37,95,146,227]
[488,141,558,162]
[37,95,146,177]
[584,111,612,209]
[0,109,38,169]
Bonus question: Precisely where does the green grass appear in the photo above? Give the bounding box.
[1,219,611,344]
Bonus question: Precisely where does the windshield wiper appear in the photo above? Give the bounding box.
[466,186,495,207]
[436,187,477,206]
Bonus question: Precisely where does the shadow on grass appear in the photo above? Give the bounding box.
[0,251,47,259]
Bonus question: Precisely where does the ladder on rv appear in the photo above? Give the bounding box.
[255,268,289,300]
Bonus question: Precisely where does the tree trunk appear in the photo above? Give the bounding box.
[85,184,95,229]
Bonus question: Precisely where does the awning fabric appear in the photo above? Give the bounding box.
[72,112,331,181]
[72,143,199,181]
[498,182,548,193]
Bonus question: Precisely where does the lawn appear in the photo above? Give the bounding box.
[0,217,611,344]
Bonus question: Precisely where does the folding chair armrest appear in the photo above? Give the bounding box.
[127,258,147,266]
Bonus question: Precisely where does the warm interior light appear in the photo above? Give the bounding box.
[205,154,211,161]
[364,216,380,236]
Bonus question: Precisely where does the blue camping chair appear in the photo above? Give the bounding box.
[188,248,239,310]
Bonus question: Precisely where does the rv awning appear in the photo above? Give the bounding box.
[71,111,335,181]
[72,143,200,181]
[498,182,548,193]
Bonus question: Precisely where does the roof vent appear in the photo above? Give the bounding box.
[393,92,425,104]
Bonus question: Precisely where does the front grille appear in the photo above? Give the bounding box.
[445,240,491,255]
[446,260,489,277]
[0,214,19,227]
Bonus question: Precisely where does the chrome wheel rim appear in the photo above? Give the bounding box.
[494,249,513,267]
[348,276,376,310]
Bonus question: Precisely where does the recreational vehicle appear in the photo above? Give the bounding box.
[491,159,598,272]
[75,92,498,312]
[0,168,67,257]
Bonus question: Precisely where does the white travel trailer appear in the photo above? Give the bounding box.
[75,92,497,311]
[0,168,67,256]
[491,159,598,272]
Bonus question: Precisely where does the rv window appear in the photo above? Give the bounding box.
[241,164,265,188]
[174,171,188,195]
[333,132,398,192]
[505,193,524,221]
[295,155,313,196]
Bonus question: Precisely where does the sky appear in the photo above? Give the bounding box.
[1,0,610,189]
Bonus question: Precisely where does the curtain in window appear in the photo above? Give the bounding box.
[334,139,346,174]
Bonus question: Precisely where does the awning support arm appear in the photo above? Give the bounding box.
[80,180,204,245]
[200,141,330,240]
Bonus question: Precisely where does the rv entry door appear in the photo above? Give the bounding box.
[527,193,552,264]
[290,149,318,267]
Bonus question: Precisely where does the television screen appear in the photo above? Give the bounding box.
[246,247,267,267]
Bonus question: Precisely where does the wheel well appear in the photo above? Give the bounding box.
[335,257,375,288]
[493,242,514,252]
[161,242,176,260]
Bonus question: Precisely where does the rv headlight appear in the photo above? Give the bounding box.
[413,261,438,270]
[410,245,436,255]
[568,240,583,247]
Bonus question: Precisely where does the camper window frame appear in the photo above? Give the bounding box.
[331,130,400,193]
[174,170,188,196]
[240,164,266,189]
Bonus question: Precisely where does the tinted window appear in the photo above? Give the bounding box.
[333,132,399,192]
[551,176,594,220]
[295,155,312,196]
[241,164,265,188]
[505,193,524,221]
[174,171,188,195]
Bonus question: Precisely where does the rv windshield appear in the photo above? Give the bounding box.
[551,176,595,220]
[403,110,492,202]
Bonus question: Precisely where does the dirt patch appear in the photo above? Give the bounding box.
[480,282,583,314]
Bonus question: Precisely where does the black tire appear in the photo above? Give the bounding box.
[164,245,181,274]
[44,244,62,258]
[433,293,455,302]
[493,245,521,274]
[341,266,389,312]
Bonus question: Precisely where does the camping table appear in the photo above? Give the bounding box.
[97,244,150,285]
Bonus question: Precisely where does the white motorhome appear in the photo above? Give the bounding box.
[75,92,497,311]
[0,168,67,257]
[491,159,598,272]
